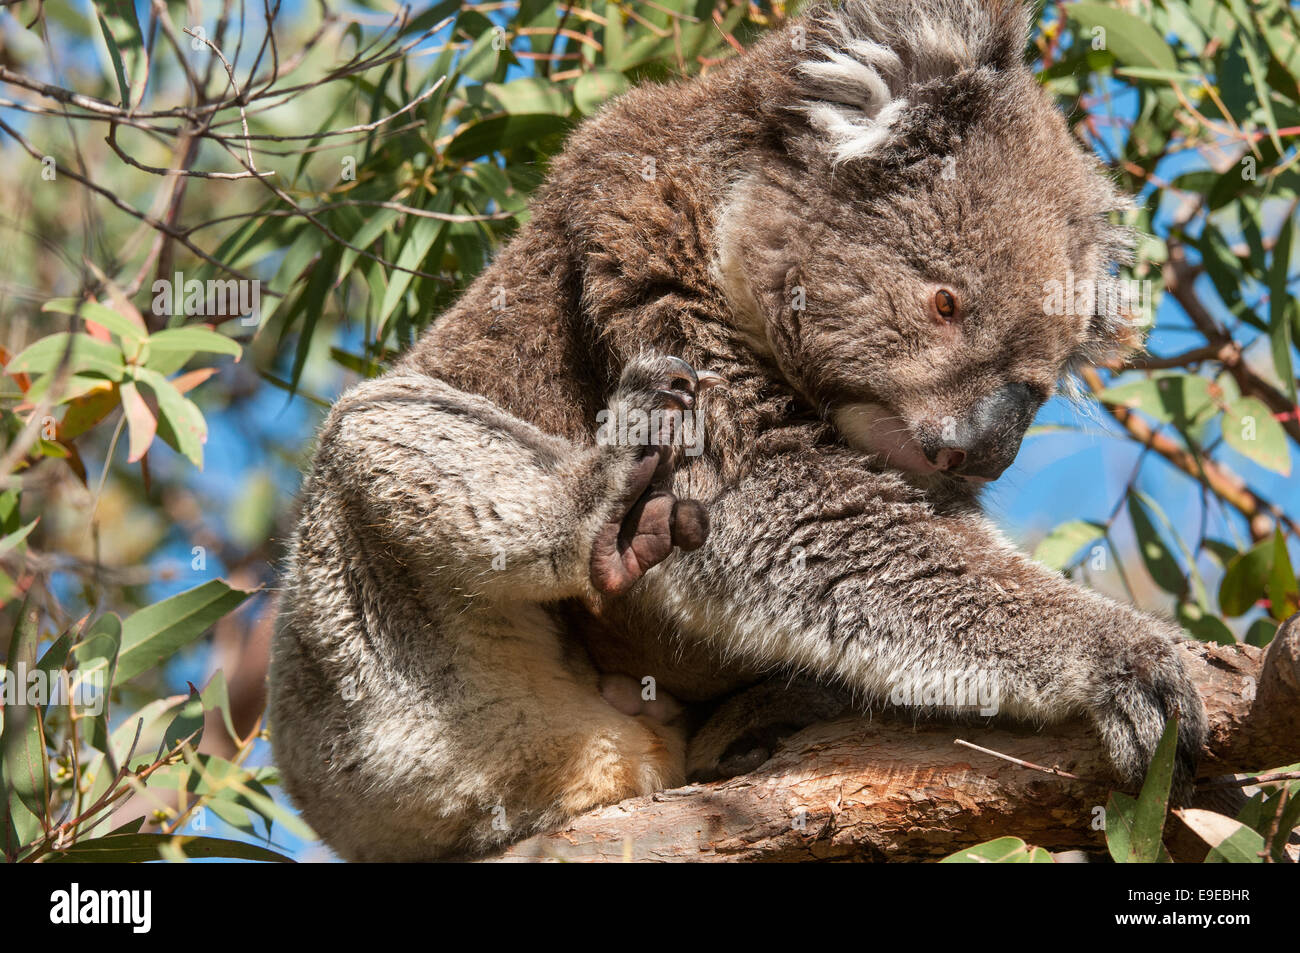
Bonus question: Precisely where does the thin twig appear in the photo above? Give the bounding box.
[953,738,1106,785]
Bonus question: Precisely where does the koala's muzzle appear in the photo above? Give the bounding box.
[919,382,1041,481]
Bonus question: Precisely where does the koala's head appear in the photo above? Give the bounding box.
[716,0,1139,482]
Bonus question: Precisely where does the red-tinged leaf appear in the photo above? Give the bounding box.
[170,366,219,394]
[62,443,88,485]
[100,284,148,334]
[0,345,30,393]
[57,382,119,442]
[119,380,156,463]
[135,367,207,468]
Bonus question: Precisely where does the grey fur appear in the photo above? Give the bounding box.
[270,0,1206,861]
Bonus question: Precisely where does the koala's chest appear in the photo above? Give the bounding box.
[555,599,754,703]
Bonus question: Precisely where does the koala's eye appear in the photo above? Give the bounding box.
[932,288,959,323]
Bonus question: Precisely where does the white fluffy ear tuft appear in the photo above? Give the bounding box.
[795,0,1029,165]
[802,97,911,164]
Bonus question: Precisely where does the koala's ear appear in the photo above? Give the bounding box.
[1081,307,1147,370]
[1071,200,1145,370]
[791,0,1031,164]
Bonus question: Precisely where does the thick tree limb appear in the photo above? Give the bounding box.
[491,616,1300,862]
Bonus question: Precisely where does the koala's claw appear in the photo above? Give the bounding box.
[654,358,724,411]
[590,355,722,596]
[1089,632,1207,802]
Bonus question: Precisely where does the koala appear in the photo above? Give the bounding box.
[270,0,1207,861]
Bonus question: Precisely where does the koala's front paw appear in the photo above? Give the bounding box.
[1088,628,1207,802]
[590,354,723,595]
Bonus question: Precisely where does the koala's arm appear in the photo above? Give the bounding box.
[654,435,1207,790]
[312,372,615,602]
[310,359,711,604]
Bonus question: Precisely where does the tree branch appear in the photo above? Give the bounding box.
[488,615,1300,862]
[1163,241,1300,447]
[1080,366,1299,539]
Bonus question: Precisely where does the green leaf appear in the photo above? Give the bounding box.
[1066,3,1178,73]
[43,298,145,347]
[227,470,277,550]
[600,0,626,67]
[134,367,208,468]
[1267,211,1296,405]
[1112,66,1203,84]
[1201,538,1242,570]
[3,599,48,850]
[1176,602,1237,646]
[73,613,121,753]
[288,251,335,391]
[215,774,317,842]
[1126,715,1180,863]
[0,519,38,556]
[33,629,73,699]
[445,113,571,161]
[45,833,294,863]
[159,686,204,753]
[1127,494,1186,596]
[115,580,253,683]
[940,836,1054,863]
[4,333,125,381]
[57,380,121,441]
[328,348,385,378]
[463,76,573,115]
[456,12,515,83]
[95,12,132,107]
[80,696,185,829]
[377,196,451,326]
[1219,538,1274,616]
[160,752,316,841]
[22,372,114,406]
[198,670,238,748]
[259,226,324,330]
[1175,808,1266,863]
[337,207,401,283]
[574,69,630,114]
[1225,0,1283,153]
[1105,794,1142,863]
[96,0,148,109]
[1033,519,1105,571]
[1097,373,1215,434]
[1222,397,1291,475]
[1244,617,1278,647]
[1267,529,1299,621]
[146,327,242,362]
[1264,776,1300,860]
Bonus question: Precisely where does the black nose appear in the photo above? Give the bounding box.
[920,383,1040,480]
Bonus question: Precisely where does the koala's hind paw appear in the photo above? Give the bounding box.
[590,355,723,596]
[1089,631,1207,803]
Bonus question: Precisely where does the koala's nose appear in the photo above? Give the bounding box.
[931,447,966,471]
[920,382,1041,480]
